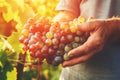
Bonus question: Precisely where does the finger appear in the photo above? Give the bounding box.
[68,33,103,58]
[62,48,98,67]
[62,52,94,67]
[77,21,93,32]
[78,20,103,32]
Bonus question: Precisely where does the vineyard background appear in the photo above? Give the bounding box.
[0,0,62,80]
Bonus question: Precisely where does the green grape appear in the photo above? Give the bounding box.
[64,44,72,52]
[63,53,69,61]
[74,36,80,42]
[72,42,79,48]
[70,26,77,33]
[46,32,53,39]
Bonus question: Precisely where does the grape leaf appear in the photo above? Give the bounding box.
[3,6,15,22]
[0,61,3,67]
[0,39,3,49]
[0,36,13,51]
[7,32,23,53]
[0,50,7,65]
[18,5,35,24]
[0,50,14,80]
[7,68,17,80]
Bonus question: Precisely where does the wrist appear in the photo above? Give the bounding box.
[105,17,120,43]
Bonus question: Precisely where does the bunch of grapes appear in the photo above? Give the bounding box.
[19,16,90,66]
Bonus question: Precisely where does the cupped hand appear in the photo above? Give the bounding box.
[62,19,112,67]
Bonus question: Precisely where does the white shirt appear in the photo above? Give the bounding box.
[56,0,120,19]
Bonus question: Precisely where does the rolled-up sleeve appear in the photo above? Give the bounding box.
[56,0,80,16]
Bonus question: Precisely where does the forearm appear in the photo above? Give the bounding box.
[54,0,81,22]
[53,10,78,22]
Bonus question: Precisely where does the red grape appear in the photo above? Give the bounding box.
[19,35,26,43]
[52,38,59,45]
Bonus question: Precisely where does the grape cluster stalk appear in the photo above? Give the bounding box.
[19,16,91,66]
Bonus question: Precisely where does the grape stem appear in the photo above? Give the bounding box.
[16,53,26,80]
[8,59,25,64]
[8,59,38,65]
[37,64,41,80]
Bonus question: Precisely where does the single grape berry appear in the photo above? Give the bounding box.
[64,44,72,52]
[74,36,80,43]
[63,53,69,61]
[72,42,79,48]
[45,39,52,46]
[67,34,74,42]
[52,38,59,45]
[46,32,53,39]
[54,56,63,63]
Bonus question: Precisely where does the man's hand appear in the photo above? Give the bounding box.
[62,19,113,67]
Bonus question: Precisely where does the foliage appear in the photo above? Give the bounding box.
[0,0,60,80]
[0,48,17,80]
[7,68,17,80]
[22,63,62,80]
[0,0,58,36]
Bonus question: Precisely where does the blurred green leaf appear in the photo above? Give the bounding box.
[0,50,14,80]
[3,5,16,22]
[7,68,17,80]
[7,32,23,53]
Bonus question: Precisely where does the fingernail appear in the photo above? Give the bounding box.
[62,62,68,67]
[62,63,65,67]
[62,63,66,67]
